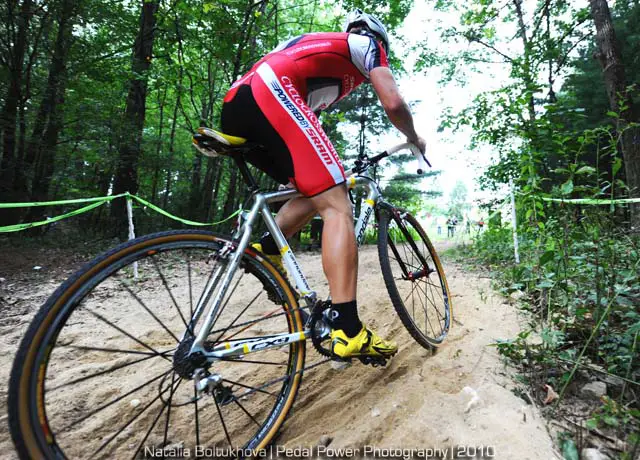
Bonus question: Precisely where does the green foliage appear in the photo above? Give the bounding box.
[447,180,469,220]
[455,195,640,444]
[446,85,640,450]
[1,0,417,232]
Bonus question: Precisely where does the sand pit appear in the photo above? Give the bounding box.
[0,241,559,459]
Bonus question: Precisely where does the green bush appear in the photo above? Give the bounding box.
[453,210,639,450]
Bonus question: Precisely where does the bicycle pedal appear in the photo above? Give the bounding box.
[357,356,389,367]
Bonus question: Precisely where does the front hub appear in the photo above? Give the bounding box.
[405,267,434,281]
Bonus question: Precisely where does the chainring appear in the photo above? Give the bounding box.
[308,300,336,358]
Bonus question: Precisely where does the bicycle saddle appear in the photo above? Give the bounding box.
[192,127,248,157]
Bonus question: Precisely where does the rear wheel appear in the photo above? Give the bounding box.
[378,208,452,349]
[9,230,305,459]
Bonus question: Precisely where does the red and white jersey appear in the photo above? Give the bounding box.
[227,32,389,112]
[221,32,390,196]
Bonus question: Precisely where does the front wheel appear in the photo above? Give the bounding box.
[8,230,305,459]
[377,208,452,349]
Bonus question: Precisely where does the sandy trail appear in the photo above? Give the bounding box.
[0,242,559,459]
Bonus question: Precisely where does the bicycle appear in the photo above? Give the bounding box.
[8,128,453,459]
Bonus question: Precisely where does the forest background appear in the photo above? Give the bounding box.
[0,0,639,457]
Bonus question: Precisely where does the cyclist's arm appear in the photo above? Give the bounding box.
[369,67,426,153]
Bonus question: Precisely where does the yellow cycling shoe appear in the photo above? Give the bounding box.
[330,325,398,361]
[251,243,286,277]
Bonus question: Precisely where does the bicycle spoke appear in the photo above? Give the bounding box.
[214,397,233,447]
[234,399,262,427]
[410,282,432,338]
[207,270,245,333]
[412,295,415,320]
[131,377,176,460]
[388,254,422,273]
[151,257,192,335]
[423,280,446,324]
[207,306,306,338]
[230,359,329,402]
[85,308,171,359]
[211,291,262,344]
[223,378,278,398]
[92,374,180,457]
[163,372,182,447]
[60,344,161,356]
[193,384,200,447]
[59,369,172,432]
[48,350,173,391]
[221,306,283,342]
[115,281,180,344]
[402,281,420,305]
[418,280,446,327]
[423,274,445,295]
[187,255,194,318]
[414,282,439,338]
[423,280,446,318]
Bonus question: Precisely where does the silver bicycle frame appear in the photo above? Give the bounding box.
[188,175,381,357]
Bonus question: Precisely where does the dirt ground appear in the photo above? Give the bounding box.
[0,241,560,459]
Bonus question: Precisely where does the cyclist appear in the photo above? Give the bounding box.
[219,9,426,361]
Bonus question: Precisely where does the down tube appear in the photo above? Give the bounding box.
[352,176,381,246]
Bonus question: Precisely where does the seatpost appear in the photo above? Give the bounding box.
[234,156,259,193]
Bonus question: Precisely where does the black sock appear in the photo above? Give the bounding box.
[330,300,362,338]
[259,232,279,255]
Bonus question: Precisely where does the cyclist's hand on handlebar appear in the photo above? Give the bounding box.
[407,135,427,154]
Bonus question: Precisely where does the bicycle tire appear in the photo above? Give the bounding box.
[9,230,305,459]
[377,208,452,349]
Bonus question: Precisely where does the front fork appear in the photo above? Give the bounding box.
[381,207,432,281]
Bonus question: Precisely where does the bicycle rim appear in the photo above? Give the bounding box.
[378,209,452,348]
[9,230,305,459]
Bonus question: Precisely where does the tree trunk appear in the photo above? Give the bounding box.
[210,162,224,221]
[162,95,180,211]
[589,0,640,228]
[162,14,185,212]
[23,0,77,226]
[0,0,33,225]
[221,168,238,223]
[201,157,218,221]
[14,103,28,196]
[513,0,537,124]
[545,7,556,103]
[189,155,202,218]
[151,86,167,202]
[13,6,52,199]
[111,0,159,226]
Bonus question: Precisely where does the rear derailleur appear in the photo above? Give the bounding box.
[193,368,234,405]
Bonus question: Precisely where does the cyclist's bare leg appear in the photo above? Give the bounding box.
[309,185,357,303]
[274,197,317,237]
